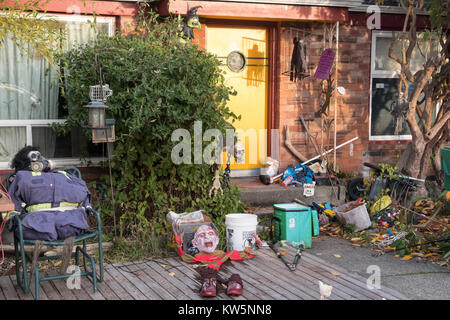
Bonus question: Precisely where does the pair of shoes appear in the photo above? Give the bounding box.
[226,274,243,296]
[200,270,243,297]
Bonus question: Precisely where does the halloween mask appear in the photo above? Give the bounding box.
[192,225,219,253]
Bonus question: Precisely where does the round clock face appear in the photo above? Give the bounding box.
[227,51,246,72]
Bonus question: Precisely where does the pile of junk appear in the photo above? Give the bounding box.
[165,201,321,297]
[254,146,450,264]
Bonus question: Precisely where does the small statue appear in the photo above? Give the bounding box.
[209,167,223,198]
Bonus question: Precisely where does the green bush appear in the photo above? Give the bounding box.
[57,10,243,257]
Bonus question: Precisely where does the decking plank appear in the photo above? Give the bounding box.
[123,262,176,300]
[254,249,344,300]
[145,260,201,300]
[8,276,34,300]
[39,278,64,300]
[0,249,409,301]
[101,268,134,300]
[142,260,194,300]
[115,263,163,300]
[222,259,288,300]
[241,251,320,300]
[239,257,310,300]
[259,249,362,300]
[0,275,19,300]
[107,265,149,300]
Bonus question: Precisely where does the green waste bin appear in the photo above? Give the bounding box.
[273,203,319,248]
[442,146,450,191]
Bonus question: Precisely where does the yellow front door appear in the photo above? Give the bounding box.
[207,26,269,175]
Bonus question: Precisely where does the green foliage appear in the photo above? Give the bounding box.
[59,8,242,258]
[391,230,419,256]
[0,0,67,65]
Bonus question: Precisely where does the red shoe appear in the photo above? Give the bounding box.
[226,274,243,296]
[201,278,217,297]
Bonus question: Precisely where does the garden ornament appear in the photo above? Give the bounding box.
[209,167,223,198]
[192,225,219,254]
[318,280,333,300]
[180,6,202,41]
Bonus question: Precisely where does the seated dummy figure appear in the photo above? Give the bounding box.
[8,146,91,241]
[173,224,254,297]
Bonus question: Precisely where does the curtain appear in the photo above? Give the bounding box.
[0,37,58,159]
[0,19,111,162]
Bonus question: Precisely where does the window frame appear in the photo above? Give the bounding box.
[0,13,115,170]
[369,30,413,141]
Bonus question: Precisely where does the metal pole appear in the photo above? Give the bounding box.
[334,21,339,171]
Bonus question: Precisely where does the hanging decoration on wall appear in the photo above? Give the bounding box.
[290,37,308,82]
[314,48,336,80]
[179,5,202,42]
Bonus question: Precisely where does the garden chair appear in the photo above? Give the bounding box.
[6,166,104,300]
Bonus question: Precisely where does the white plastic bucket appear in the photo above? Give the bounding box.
[225,214,258,252]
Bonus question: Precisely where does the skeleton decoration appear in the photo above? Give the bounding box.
[192,225,220,253]
[209,165,223,198]
[390,92,409,135]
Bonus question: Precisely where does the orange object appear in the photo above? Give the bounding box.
[445,191,450,201]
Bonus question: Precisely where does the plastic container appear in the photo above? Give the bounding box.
[273,203,319,248]
[441,146,450,191]
[225,214,258,252]
[334,201,371,232]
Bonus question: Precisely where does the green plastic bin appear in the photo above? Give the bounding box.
[273,203,319,248]
[442,146,450,191]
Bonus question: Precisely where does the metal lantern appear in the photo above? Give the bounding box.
[84,84,113,128]
[84,84,116,143]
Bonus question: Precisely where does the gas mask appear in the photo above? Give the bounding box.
[27,151,55,172]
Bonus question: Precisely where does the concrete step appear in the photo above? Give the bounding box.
[232,177,347,207]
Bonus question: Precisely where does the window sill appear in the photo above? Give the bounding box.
[0,157,105,171]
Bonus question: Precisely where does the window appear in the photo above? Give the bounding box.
[369,31,438,140]
[0,14,115,169]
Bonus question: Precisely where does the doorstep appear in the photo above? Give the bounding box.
[231,177,347,207]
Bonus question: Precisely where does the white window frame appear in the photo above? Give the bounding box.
[0,13,115,170]
[369,30,412,141]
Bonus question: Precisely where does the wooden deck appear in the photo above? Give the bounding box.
[0,248,408,300]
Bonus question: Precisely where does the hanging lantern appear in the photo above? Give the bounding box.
[84,84,112,128]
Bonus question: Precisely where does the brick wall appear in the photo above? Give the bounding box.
[277,21,407,174]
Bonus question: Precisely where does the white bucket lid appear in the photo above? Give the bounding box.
[225,213,257,226]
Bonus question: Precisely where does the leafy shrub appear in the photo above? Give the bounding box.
[57,10,243,257]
